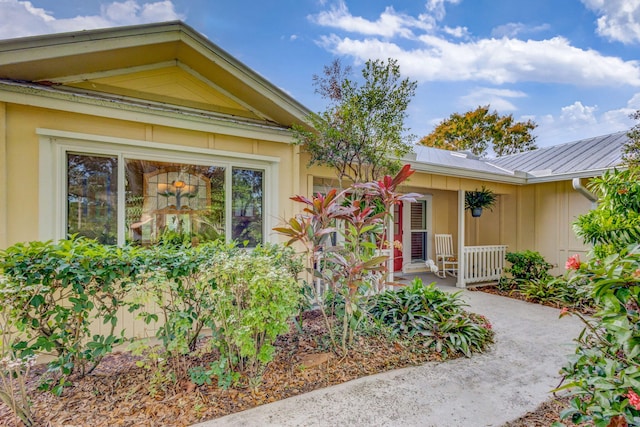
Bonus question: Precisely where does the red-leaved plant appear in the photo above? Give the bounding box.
[274,164,421,352]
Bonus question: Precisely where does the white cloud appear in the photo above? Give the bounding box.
[317,34,640,86]
[559,101,598,124]
[443,26,469,38]
[459,88,527,112]
[309,0,436,38]
[628,92,640,109]
[425,0,461,21]
[491,22,550,38]
[535,96,638,146]
[311,2,640,88]
[0,0,183,39]
[581,0,640,44]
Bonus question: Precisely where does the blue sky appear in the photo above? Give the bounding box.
[1,0,639,149]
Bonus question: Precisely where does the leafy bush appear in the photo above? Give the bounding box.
[370,278,493,358]
[518,278,565,305]
[138,241,231,356]
[514,275,594,311]
[499,250,553,290]
[0,279,37,426]
[556,166,640,425]
[207,245,302,384]
[573,167,640,259]
[0,237,146,393]
[557,246,640,426]
[274,164,421,353]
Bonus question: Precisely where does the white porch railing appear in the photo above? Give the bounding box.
[462,245,508,284]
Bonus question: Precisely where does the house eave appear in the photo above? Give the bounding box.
[0,80,295,143]
[0,21,312,126]
[523,167,626,183]
[406,161,528,184]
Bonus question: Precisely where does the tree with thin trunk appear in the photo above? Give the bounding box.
[293,58,417,187]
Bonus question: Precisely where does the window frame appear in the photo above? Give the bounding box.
[38,129,279,246]
[402,195,433,264]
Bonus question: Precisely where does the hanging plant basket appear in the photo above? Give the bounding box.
[465,186,497,217]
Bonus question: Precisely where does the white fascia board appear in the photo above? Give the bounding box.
[0,84,295,144]
[177,30,311,122]
[406,161,527,185]
[524,168,624,183]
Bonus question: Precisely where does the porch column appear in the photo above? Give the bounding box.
[457,189,465,288]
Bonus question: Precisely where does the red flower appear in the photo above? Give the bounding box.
[559,307,570,318]
[565,254,581,270]
[627,388,640,410]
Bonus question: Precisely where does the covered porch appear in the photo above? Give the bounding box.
[391,188,509,289]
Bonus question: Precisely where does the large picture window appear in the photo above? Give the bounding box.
[125,159,226,245]
[63,148,268,247]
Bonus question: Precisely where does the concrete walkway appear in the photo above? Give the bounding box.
[194,277,585,427]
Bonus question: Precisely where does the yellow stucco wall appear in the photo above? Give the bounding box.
[2,103,297,247]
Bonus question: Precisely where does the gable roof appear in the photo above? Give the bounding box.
[488,131,627,181]
[407,131,629,184]
[0,21,311,140]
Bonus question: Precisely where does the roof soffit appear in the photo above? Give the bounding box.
[0,21,310,128]
[62,63,270,121]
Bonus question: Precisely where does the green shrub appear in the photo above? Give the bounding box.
[207,245,302,384]
[138,241,231,356]
[370,278,493,358]
[556,246,640,426]
[0,237,146,393]
[499,250,553,290]
[0,281,37,426]
[556,166,640,425]
[274,165,420,353]
[518,278,565,305]
[573,167,640,259]
[515,275,594,311]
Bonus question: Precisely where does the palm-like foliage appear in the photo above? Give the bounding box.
[370,278,493,358]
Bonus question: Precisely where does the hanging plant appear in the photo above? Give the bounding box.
[465,186,497,217]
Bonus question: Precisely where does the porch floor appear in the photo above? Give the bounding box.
[391,271,497,289]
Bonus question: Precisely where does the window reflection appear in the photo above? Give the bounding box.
[66,153,266,247]
[67,153,118,244]
[232,168,263,246]
[125,160,225,245]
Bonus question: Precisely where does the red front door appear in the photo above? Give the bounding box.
[393,203,403,272]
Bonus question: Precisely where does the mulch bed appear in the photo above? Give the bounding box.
[503,395,572,426]
[0,292,585,427]
[0,310,445,427]
[469,285,596,315]
[468,284,562,307]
